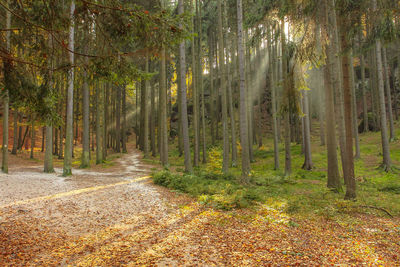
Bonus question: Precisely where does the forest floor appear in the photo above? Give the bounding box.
[1,137,400,266]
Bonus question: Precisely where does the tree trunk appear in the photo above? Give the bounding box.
[328,0,347,181]
[270,26,279,170]
[115,85,121,153]
[198,0,207,164]
[178,0,192,172]
[18,115,23,150]
[136,82,140,148]
[245,32,254,163]
[339,14,356,199]
[150,81,156,157]
[159,19,168,165]
[323,27,341,190]
[122,85,127,153]
[382,47,395,141]
[315,23,326,146]
[217,0,229,173]
[177,54,183,157]
[281,21,291,176]
[302,89,313,170]
[96,83,103,164]
[191,1,199,167]
[2,0,11,173]
[373,0,391,171]
[359,30,369,133]
[81,38,90,168]
[12,109,18,155]
[237,0,250,182]
[143,56,150,158]
[44,34,54,173]
[209,35,216,146]
[350,53,360,159]
[63,0,75,176]
[30,119,35,159]
[103,84,108,158]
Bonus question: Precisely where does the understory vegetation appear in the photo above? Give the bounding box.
[153,125,400,219]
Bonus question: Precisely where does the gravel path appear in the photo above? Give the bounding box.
[0,149,190,266]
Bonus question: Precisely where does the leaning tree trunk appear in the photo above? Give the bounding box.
[178,0,193,173]
[237,0,251,182]
[63,0,75,176]
[2,0,11,173]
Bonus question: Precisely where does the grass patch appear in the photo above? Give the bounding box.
[158,122,400,220]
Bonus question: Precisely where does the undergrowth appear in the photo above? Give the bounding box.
[151,123,400,220]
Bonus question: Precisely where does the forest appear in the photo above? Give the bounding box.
[1,0,400,265]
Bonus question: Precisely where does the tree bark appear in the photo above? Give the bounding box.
[81,32,90,168]
[116,85,121,153]
[143,56,150,158]
[339,14,356,199]
[237,0,250,182]
[63,0,75,176]
[12,109,18,155]
[280,21,291,176]
[198,0,207,164]
[382,47,395,141]
[373,0,391,171]
[302,89,313,170]
[217,0,229,173]
[179,0,193,173]
[350,53,360,159]
[44,35,54,173]
[2,0,11,173]
[359,30,369,132]
[122,85,127,153]
[323,43,341,190]
[150,81,156,157]
[96,83,103,164]
[30,119,35,159]
[270,26,279,170]
[159,13,168,165]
